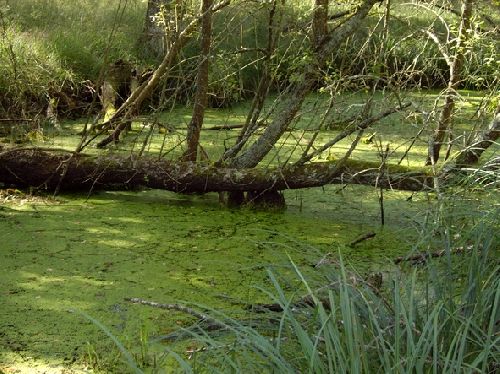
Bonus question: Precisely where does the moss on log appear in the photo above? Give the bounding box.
[0,146,433,193]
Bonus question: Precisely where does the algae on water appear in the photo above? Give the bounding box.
[0,184,431,372]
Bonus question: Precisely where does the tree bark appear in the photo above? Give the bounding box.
[426,0,473,165]
[99,60,135,131]
[455,100,500,165]
[312,0,329,49]
[0,146,432,193]
[229,0,379,169]
[142,0,169,58]
[182,0,214,161]
[380,0,391,71]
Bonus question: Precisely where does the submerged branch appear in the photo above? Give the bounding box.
[394,245,473,265]
[125,297,225,329]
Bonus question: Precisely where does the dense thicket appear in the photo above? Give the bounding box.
[1,0,498,119]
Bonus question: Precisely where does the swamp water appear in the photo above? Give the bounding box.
[0,184,429,372]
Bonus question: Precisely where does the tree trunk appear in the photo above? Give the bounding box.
[95,1,230,149]
[96,25,193,148]
[99,60,135,130]
[455,100,500,165]
[142,0,169,58]
[182,0,213,161]
[312,0,329,49]
[380,0,391,72]
[0,146,432,193]
[426,0,473,165]
[229,0,379,169]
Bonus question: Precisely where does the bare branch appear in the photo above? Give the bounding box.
[295,102,411,166]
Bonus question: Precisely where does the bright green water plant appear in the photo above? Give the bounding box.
[90,210,498,373]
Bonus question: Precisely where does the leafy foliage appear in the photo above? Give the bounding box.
[1,0,499,118]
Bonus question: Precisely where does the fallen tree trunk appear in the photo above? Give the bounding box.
[0,146,432,193]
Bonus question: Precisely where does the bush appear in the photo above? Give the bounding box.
[1,1,498,115]
[0,0,144,117]
[0,18,73,116]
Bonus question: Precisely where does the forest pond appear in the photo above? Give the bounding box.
[0,173,493,372]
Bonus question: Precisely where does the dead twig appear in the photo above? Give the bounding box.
[250,256,390,314]
[124,297,226,329]
[349,231,376,247]
[0,118,34,122]
[204,124,246,131]
[394,245,472,265]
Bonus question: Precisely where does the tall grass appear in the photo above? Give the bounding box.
[0,20,73,116]
[0,0,144,116]
[4,0,145,79]
[163,237,498,373]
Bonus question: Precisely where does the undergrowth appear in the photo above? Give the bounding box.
[1,0,498,117]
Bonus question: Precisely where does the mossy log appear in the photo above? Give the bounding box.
[0,146,433,193]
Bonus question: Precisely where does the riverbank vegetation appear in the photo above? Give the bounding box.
[0,0,498,372]
[1,0,498,116]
